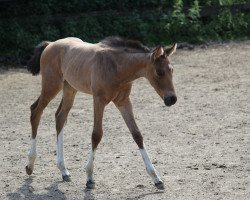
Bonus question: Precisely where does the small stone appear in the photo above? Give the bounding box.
[217,164,226,169]
[136,184,145,189]
[187,165,199,170]
[152,159,158,164]
[204,166,211,170]
[28,186,34,193]
[245,163,250,171]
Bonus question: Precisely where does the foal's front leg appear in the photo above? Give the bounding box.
[85,96,107,189]
[115,98,164,189]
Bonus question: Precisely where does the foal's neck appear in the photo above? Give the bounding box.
[117,52,150,84]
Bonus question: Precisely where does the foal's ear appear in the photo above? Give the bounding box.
[152,46,164,60]
[164,43,177,57]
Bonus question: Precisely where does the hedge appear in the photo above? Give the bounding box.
[0,0,249,59]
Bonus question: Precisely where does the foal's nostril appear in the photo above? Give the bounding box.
[171,95,177,105]
[164,95,177,106]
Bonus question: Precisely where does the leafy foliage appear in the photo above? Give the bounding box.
[0,0,249,58]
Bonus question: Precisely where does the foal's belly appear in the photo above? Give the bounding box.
[67,78,92,94]
[63,68,93,95]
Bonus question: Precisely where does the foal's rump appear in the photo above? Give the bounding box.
[40,37,85,73]
[27,37,85,76]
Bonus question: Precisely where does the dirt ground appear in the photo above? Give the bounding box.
[0,41,249,200]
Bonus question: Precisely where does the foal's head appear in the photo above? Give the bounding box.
[146,44,177,107]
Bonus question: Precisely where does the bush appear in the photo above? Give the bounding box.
[0,0,249,59]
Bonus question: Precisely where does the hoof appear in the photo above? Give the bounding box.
[86,180,95,189]
[26,166,33,175]
[62,175,71,182]
[155,181,165,190]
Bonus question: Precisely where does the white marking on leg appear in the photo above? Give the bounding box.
[56,129,70,176]
[85,149,96,182]
[140,145,162,184]
[27,138,37,170]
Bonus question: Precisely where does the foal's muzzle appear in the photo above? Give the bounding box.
[164,94,177,107]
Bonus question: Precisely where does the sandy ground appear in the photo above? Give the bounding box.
[0,41,250,200]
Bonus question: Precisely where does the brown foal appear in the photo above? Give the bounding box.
[26,36,177,189]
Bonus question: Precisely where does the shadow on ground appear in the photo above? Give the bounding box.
[83,188,95,200]
[7,177,66,200]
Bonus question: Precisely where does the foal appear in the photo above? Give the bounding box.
[26,36,177,189]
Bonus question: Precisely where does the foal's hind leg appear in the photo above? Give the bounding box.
[55,81,76,182]
[26,97,40,175]
[114,97,164,190]
[26,78,63,175]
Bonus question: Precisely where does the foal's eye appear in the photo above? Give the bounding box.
[156,69,165,77]
[169,64,174,73]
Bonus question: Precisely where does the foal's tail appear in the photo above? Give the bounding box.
[27,41,51,76]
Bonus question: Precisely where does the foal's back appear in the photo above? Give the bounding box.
[40,37,107,94]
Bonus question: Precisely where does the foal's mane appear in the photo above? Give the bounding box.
[100,36,150,53]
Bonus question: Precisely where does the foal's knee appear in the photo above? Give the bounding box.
[132,131,144,149]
